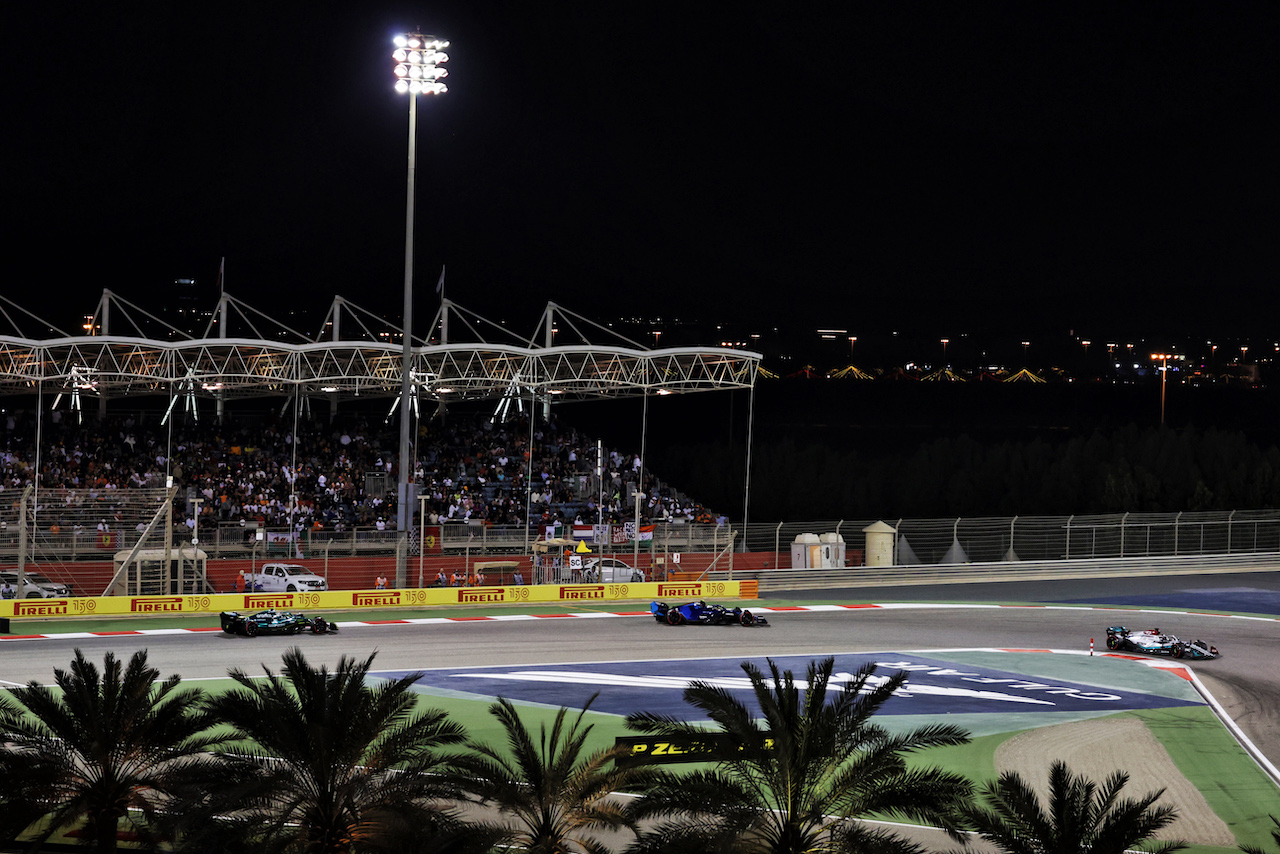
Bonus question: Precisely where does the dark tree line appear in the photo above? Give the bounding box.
[652,425,1280,520]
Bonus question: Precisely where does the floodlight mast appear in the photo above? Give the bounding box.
[393,32,448,584]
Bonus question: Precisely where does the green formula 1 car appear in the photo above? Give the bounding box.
[220,609,340,637]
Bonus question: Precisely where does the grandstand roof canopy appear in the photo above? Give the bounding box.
[0,291,759,403]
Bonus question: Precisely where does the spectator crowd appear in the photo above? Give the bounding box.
[0,408,720,536]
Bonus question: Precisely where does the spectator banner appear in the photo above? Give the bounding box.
[0,580,751,620]
[95,532,119,550]
[622,523,655,542]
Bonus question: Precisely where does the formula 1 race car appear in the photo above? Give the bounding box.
[651,600,769,627]
[220,609,340,637]
[1105,626,1218,659]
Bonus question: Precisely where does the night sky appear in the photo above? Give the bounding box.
[8,4,1279,344]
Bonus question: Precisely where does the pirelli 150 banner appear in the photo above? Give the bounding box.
[0,580,747,620]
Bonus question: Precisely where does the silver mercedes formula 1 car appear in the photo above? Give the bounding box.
[1105,626,1218,659]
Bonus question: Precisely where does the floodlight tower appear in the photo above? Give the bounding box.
[1151,352,1175,425]
[392,32,449,581]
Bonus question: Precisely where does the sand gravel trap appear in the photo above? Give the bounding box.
[994,717,1233,847]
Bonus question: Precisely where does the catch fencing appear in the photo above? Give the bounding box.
[740,510,1280,566]
[5,503,1280,588]
[4,509,1280,565]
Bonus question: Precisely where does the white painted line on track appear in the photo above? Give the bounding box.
[1184,665,1280,786]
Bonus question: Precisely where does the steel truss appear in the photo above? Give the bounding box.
[0,295,759,404]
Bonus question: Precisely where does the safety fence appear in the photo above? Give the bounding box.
[7,510,1279,564]
[742,510,1280,566]
[5,505,1280,597]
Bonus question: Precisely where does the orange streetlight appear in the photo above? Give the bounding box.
[1150,352,1178,424]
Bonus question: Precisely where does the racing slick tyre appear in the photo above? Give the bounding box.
[1106,636,1120,650]
[740,610,757,627]
[1172,643,1185,659]
[666,609,685,626]
[244,620,259,637]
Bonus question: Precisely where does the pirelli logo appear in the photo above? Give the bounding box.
[131,597,183,613]
[14,599,69,617]
[658,584,701,597]
[459,587,506,603]
[615,734,775,766]
[560,585,606,600]
[353,591,401,607]
[245,594,292,609]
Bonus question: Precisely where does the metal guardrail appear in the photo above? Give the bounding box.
[7,511,1280,572]
[707,552,1280,592]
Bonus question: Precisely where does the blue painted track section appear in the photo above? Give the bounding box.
[1062,586,1280,616]
[395,652,1200,720]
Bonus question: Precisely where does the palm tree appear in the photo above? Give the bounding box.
[199,647,499,854]
[623,656,973,854]
[0,648,230,852]
[953,760,1187,854]
[459,694,657,853]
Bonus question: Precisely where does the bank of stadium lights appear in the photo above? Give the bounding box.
[392,34,449,95]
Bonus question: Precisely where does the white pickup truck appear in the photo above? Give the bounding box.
[244,563,328,593]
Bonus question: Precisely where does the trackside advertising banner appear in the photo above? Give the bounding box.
[0,580,747,620]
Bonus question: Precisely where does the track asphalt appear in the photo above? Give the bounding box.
[2,572,1278,852]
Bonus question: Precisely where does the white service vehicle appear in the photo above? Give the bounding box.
[581,557,644,583]
[244,563,328,593]
[1,570,73,598]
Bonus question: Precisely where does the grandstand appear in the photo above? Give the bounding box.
[0,290,760,590]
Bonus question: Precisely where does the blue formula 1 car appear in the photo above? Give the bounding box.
[651,600,769,627]
[220,609,340,637]
[1105,626,1218,659]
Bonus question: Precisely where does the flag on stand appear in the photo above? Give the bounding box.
[572,524,593,540]
[621,523,655,542]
